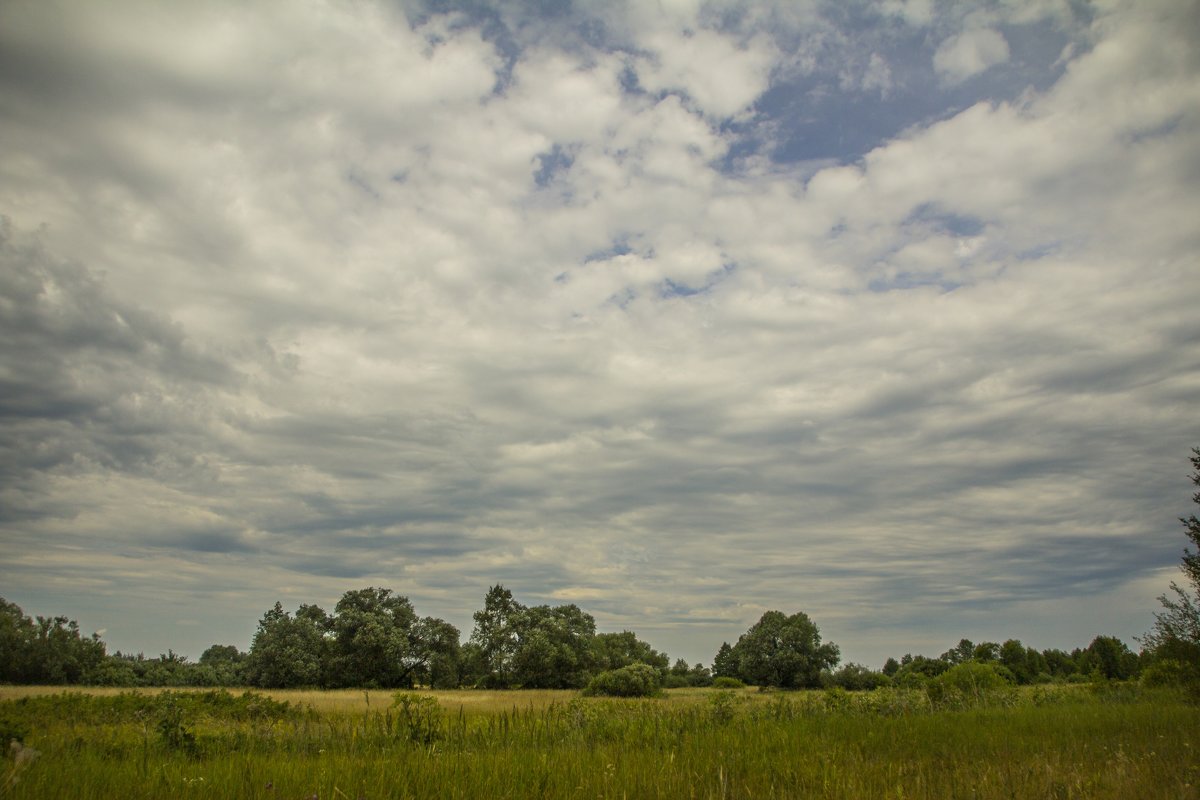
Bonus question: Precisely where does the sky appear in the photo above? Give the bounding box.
[1,0,1198,671]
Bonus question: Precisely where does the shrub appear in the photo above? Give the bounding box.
[826,662,892,691]
[582,663,662,697]
[711,676,744,689]
[1141,658,1200,696]
[926,661,1014,709]
[154,695,198,756]
[391,693,443,745]
[709,690,739,723]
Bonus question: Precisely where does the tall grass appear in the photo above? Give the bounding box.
[1,685,1195,798]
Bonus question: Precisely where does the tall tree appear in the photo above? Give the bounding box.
[328,587,424,688]
[732,610,840,688]
[510,603,597,689]
[1144,448,1200,668]
[412,616,462,689]
[0,599,105,684]
[712,642,737,678]
[244,602,329,688]
[469,585,525,687]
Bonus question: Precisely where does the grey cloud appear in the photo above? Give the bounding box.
[0,0,1195,670]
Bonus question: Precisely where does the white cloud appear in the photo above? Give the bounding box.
[635,29,777,118]
[934,27,1012,84]
[881,0,934,27]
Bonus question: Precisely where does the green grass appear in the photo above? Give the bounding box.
[1,685,1196,799]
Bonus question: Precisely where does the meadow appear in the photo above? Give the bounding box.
[1,683,1196,799]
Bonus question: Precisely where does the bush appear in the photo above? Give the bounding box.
[711,676,744,689]
[1141,658,1200,694]
[391,693,443,745]
[826,662,892,691]
[709,690,740,723]
[927,661,1014,709]
[582,663,662,697]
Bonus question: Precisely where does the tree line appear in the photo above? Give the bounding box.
[4,447,1198,693]
[0,587,1151,692]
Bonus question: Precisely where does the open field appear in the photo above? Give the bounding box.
[2,684,1197,799]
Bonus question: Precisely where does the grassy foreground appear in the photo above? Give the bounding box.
[1,684,1196,799]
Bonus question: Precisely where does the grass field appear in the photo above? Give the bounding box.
[1,683,1196,799]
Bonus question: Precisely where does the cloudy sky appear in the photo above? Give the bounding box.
[1,0,1198,670]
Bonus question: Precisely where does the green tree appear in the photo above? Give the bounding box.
[972,642,1000,662]
[469,585,524,687]
[940,639,975,665]
[413,616,462,689]
[328,587,428,688]
[244,602,329,688]
[1081,635,1138,681]
[592,631,669,674]
[999,639,1032,684]
[1144,447,1200,671]
[197,644,247,686]
[0,599,106,684]
[510,603,597,689]
[731,611,839,688]
[893,654,949,686]
[712,642,737,679]
[687,661,713,687]
[826,662,891,690]
[1041,648,1076,679]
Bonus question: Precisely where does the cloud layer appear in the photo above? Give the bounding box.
[1,0,1197,667]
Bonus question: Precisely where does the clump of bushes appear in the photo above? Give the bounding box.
[824,662,892,691]
[582,663,662,697]
[711,676,744,689]
[926,662,1015,709]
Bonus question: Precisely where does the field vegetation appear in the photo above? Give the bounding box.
[1,682,1197,799]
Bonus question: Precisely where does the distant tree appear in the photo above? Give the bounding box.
[197,644,247,685]
[592,631,669,674]
[881,657,900,677]
[89,654,141,686]
[999,639,1032,684]
[328,588,449,689]
[244,602,328,688]
[731,611,839,689]
[893,654,950,686]
[470,585,524,687]
[940,639,975,665]
[142,650,192,687]
[712,642,738,679]
[826,662,891,691]
[972,642,1000,662]
[1143,447,1200,674]
[0,599,106,684]
[1041,648,1076,679]
[1080,635,1139,681]
[510,603,597,689]
[687,661,713,687]
[1025,645,1049,681]
[414,616,462,689]
[0,599,35,682]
